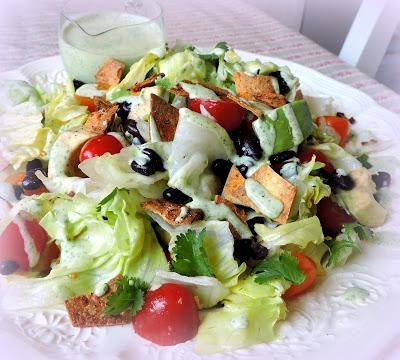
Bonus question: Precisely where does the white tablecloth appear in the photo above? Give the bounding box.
[0,0,399,114]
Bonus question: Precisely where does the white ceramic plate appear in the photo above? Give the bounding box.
[1,51,400,360]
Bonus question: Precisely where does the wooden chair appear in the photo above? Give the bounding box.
[339,0,400,77]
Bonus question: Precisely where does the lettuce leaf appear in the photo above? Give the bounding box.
[1,189,168,310]
[154,270,229,309]
[255,216,324,250]
[107,52,159,100]
[195,277,287,354]
[44,90,88,134]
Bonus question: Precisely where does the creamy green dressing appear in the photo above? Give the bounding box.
[189,198,252,239]
[282,105,304,145]
[179,82,219,100]
[244,179,283,219]
[59,12,165,83]
[343,287,369,303]
[94,283,109,297]
[252,118,276,158]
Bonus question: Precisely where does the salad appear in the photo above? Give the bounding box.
[0,42,392,354]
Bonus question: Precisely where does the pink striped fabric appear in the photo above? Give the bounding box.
[0,0,399,113]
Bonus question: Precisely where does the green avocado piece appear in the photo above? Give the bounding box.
[264,100,313,154]
[338,168,387,227]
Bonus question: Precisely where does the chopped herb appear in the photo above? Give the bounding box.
[252,251,305,285]
[171,229,214,277]
[155,76,172,89]
[103,276,149,316]
[357,154,373,169]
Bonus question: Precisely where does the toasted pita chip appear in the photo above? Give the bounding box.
[84,103,118,134]
[130,73,164,94]
[150,94,179,141]
[215,195,247,223]
[140,199,204,225]
[93,96,113,111]
[251,164,296,224]
[221,166,255,209]
[295,89,303,100]
[169,83,189,97]
[226,93,263,118]
[221,165,296,224]
[65,276,131,328]
[95,58,125,90]
[233,72,286,109]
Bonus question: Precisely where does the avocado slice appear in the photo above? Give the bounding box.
[338,168,387,227]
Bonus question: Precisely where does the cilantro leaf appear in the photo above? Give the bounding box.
[357,154,373,169]
[103,276,149,316]
[343,222,374,241]
[171,229,214,277]
[252,251,305,285]
[155,76,172,89]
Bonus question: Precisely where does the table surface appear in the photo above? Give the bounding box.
[0,0,399,115]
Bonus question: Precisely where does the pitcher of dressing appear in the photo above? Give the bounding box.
[59,0,165,83]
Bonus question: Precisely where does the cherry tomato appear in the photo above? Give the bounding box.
[188,98,246,132]
[283,253,317,300]
[33,241,60,273]
[298,148,335,173]
[0,213,49,271]
[75,94,97,112]
[317,197,355,235]
[316,116,350,146]
[132,283,199,346]
[23,185,48,197]
[79,134,124,163]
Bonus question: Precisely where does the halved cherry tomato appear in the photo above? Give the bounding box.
[283,253,317,300]
[132,283,199,346]
[75,94,96,112]
[79,134,124,163]
[188,98,246,132]
[0,213,49,271]
[317,197,355,236]
[23,185,48,196]
[316,116,350,146]
[298,148,335,173]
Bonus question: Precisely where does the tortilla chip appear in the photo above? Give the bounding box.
[169,83,189,97]
[215,195,247,223]
[250,165,296,224]
[150,94,179,141]
[233,72,286,108]
[221,166,255,209]
[84,103,118,134]
[221,165,296,224]
[130,73,164,94]
[65,276,131,328]
[295,89,303,100]
[95,58,125,89]
[140,199,204,225]
[226,93,263,118]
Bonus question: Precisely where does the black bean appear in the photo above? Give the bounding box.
[269,71,290,95]
[21,172,43,190]
[372,172,391,189]
[117,101,132,123]
[237,164,248,177]
[123,120,145,144]
[131,148,164,176]
[163,188,192,204]
[26,159,43,171]
[73,79,85,90]
[13,185,23,200]
[336,112,346,118]
[233,134,263,160]
[247,217,265,236]
[349,117,356,124]
[269,150,297,164]
[0,260,19,275]
[234,237,268,262]
[211,159,233,182]
[329,173,355,193]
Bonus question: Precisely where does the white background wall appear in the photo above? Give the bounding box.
[248,0,400,94]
